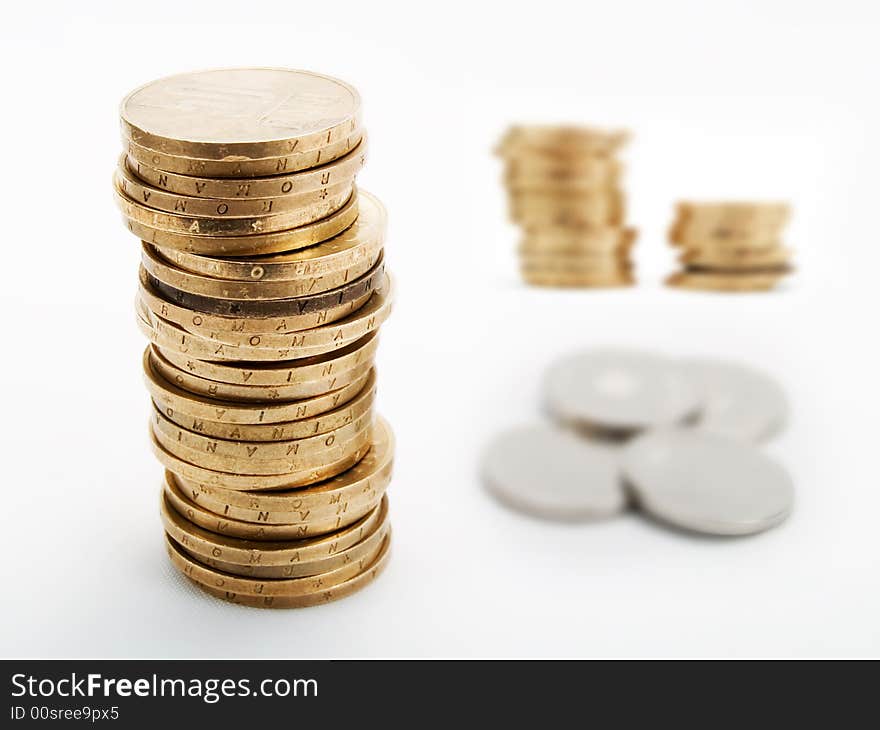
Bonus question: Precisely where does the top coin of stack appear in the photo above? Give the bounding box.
[666,201,793,292]
[496,125,637,288]
[114,68,394,608]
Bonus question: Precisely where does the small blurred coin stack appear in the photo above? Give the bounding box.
[114,68,393,608]
[666,202,793,291]
[497,126,637,288]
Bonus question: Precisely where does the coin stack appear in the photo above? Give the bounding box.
[666,201,793,291]
[496,126,637,288]
[114,69,394,608]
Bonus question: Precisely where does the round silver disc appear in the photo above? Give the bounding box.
[621,429,794,536]
[680,358,789,443]
[481,424,626,521]
[543,349,702,434]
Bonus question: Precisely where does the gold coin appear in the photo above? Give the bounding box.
[144,252,384,317]
[519,226,636,255]
[125,131,362,178]
[162,457,379,531]
[155,371,377,442]
[510,191,624,227]
[137,269,370,336]
[115,182,353,237]
[666,269,789,292]
[498,125,629,157]
[520,253,633,274]
[141,243,381,302]
[164,517,384,591]
[138,279,392,357]
[154,189,385,283]
[123,191,359,256]
[165,494,390,578]
[150,347,375,403]
[676,201,790,225]
[522,270,635,288]
[163,480,387,564]
[151,402,373,463]
[680,246,793,269]
[117,160,355,219]
[121,69,362,161]
[154,331,378,387]
[153,427,373,491]
[143,350,372,424]
[182,534,391,608]
[504,158,621,191]
[152,414,371,476]
[181,416,394,520]
[126,139,367,199]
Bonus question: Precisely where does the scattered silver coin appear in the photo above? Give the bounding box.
[621,429,794,536]
[543,349,702,435]
[680,358,789,443]
[481,424,626,521]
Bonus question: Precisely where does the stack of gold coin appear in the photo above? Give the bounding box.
[497,125,637,288]
[666,202,793,292]
[114,68,393,608]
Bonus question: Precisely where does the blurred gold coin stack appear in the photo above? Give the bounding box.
[114,68,393,608]
[666,202,793,291]
[497,126,637,288]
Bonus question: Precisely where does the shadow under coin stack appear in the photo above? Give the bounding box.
[497,126,636,288]
[114,69,394,608]
[666,202,793,291]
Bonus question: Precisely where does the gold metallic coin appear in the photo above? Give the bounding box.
[141,243,380,302]
[115,182,353,237]
[154,330,378,387]
[666,269,789,292]
[519,226,636,255]
[150,430,367,490]
[156,372,376,442]
[165,495,391,578]
[126,139,367,199]
[504,158,621,191]
[150,347,374,403]
[152,415,371,476]
[151,402,373,462]
[123,191,359,256]
[125,129,363,178]
[153,427,373,491]
[680,246,793,269]
[522,270,635,288]
[164,516,384,591]
[520,255,633,276]
[155,189,385,283]
[137,301,376,362]
[139,279,392,356]
[183,534,391,608]
[143,349,372,424]
[676,201,790,225]
[137,269,370,336]
[182,416,394,521]
[162,459,380,531]
[498,125,629,157]
[117,160,355,219]
[145,253,384,317]
[163,480,387,564]
[121,69,362,161]
[510,190,624,227]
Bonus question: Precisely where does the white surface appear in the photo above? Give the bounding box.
[2,0,879,658]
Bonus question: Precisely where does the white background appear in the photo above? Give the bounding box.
[2,0,878,658]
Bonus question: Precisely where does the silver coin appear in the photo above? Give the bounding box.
[680,358,789,443]
[481,424,626,521]
[621,429,794,536]
[543,349,702,434]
